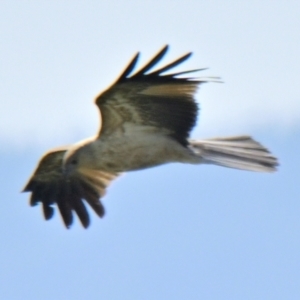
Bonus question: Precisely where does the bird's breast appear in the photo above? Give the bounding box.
[93,126,192,172]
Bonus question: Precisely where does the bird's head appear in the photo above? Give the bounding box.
[62,138,96,176]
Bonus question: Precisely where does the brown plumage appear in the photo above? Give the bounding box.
[23,45,278,228]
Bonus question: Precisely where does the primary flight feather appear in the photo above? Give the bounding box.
[23,45,278,228]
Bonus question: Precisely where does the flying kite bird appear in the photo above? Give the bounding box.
[23,45,278,228]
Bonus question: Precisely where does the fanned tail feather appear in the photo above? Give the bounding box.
[189,136,278,172]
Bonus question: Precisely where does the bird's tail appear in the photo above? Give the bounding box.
[189,135,278,172]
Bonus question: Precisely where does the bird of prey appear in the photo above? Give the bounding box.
[23,45,278,228]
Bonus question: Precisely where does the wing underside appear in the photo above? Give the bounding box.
[96,45,214,146]
[23,149,118,228]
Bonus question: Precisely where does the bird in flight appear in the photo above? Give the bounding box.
[23,45,278,228]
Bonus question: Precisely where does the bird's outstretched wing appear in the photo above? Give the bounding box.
[96,45,212,146]
[23,148,118,228]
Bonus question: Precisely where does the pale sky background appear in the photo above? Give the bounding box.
[0,1,299,299]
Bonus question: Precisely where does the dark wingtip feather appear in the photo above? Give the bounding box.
[130,45,169,78]
[22,180,35,192]
[43,203,54,220]
[147,52,192,76]
[76,180,104,217]
[72,198,90,228]
[113,45,213,86]
[29,192,39,207]
[162,68,208,78]
[57,199,73,229]
[91,201,105,218]
[85,196,105,218]
[116,52,140,82]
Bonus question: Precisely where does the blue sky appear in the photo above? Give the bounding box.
[1,1,299,299]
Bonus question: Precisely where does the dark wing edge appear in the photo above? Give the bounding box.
[115,44,215,84]
[22,149,117,229]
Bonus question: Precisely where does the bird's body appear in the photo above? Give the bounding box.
[23,45,278,228]
[69,125,199,173]
[92,130,181,171]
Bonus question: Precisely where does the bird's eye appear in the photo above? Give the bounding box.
[70,159,78,165]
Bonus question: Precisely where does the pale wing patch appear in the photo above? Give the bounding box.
[140,83,199,97]
[78,167,119,197]
[114,94,144,122]
[99,93,145,134]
